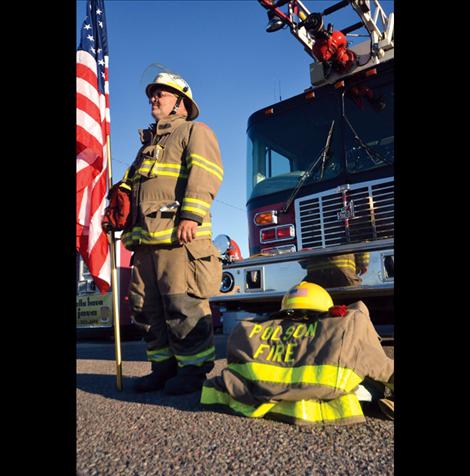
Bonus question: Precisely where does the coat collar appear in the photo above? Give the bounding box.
[138,115,189,144]
[155,114,189,136]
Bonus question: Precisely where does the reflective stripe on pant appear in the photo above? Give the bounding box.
[144,317,216,371]
[171,315,215,370]
[146,346,173,363]
[175,345,216,368]
[128,243,218,368]
[200,385,365,426]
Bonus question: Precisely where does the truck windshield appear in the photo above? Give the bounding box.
[246,69,394,201]
[247,90,341,201]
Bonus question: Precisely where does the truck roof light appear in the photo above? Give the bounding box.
[266,10,284,33]
[254,210,278,226]
[364,68,377,77]
[264,107,274,115]
[305,90,316,100]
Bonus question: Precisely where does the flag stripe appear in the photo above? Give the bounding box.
[77,63,99,90]
[77,110,104,146]
[86,170,108,250]
[76,124,105,160]
[77,49,98,75]
[77,88,101,121]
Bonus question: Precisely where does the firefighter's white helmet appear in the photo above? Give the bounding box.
[145,72,200,120]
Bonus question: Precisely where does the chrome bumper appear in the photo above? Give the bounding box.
[211,239,393,304]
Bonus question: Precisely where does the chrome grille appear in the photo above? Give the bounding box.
[295,178,394,249]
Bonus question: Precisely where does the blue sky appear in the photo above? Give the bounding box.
[77,0,394,258]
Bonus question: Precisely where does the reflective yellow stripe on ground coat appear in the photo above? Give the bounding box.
[200,386,363,423]
[227,362,363,393]
[200,386,275,418]
[269,394,364,423]
[175,346,216,367]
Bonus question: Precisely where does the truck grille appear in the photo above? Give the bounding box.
[295,178,394,249]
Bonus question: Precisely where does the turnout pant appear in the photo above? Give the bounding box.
[303,253,365,288]
[128,240,222,374]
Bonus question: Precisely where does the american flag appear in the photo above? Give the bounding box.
[76,0,111,294]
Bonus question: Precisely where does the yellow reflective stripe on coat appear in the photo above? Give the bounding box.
[200,386,363,424]
[122,167,132,182]
[146,346,173,363]
[122,223,212,246]
[188,153,223,174]
[227,362,363,393]
[187,153,223,181]
[175,346,216,367]
[137,160,188,179]
[151,162,188,178]
[119,182,132,191]
[137,158,156,174]
[181,206,207,217]
[188,159,223,181]
[181,197,211,217]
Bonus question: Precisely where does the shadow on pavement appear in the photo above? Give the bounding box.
[76,372,207,412]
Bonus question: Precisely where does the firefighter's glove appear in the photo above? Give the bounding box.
[101,183,132,233]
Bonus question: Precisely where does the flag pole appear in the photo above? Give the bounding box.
[106,136,123,391]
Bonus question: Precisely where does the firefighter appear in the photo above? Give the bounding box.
[201,281,394,425]
[111,71,223,394]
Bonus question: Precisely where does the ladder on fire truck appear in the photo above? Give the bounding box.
[258,0,394,84]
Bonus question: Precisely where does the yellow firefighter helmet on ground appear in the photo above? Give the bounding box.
[145,71,200,120]
[277,281,334,316]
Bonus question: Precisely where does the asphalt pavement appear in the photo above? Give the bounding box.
[77,335,394,476]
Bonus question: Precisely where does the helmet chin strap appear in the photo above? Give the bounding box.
[170,86,189,116]
[170,95,184,115]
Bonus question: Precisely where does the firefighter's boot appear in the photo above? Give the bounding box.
[133,358,178,393]
[163,363,213,395]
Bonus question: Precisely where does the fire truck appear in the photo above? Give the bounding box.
[211,0,394,337]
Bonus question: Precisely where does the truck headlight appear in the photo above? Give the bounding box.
[220,272,235,293]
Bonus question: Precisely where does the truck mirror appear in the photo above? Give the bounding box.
[213,234,231,256]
